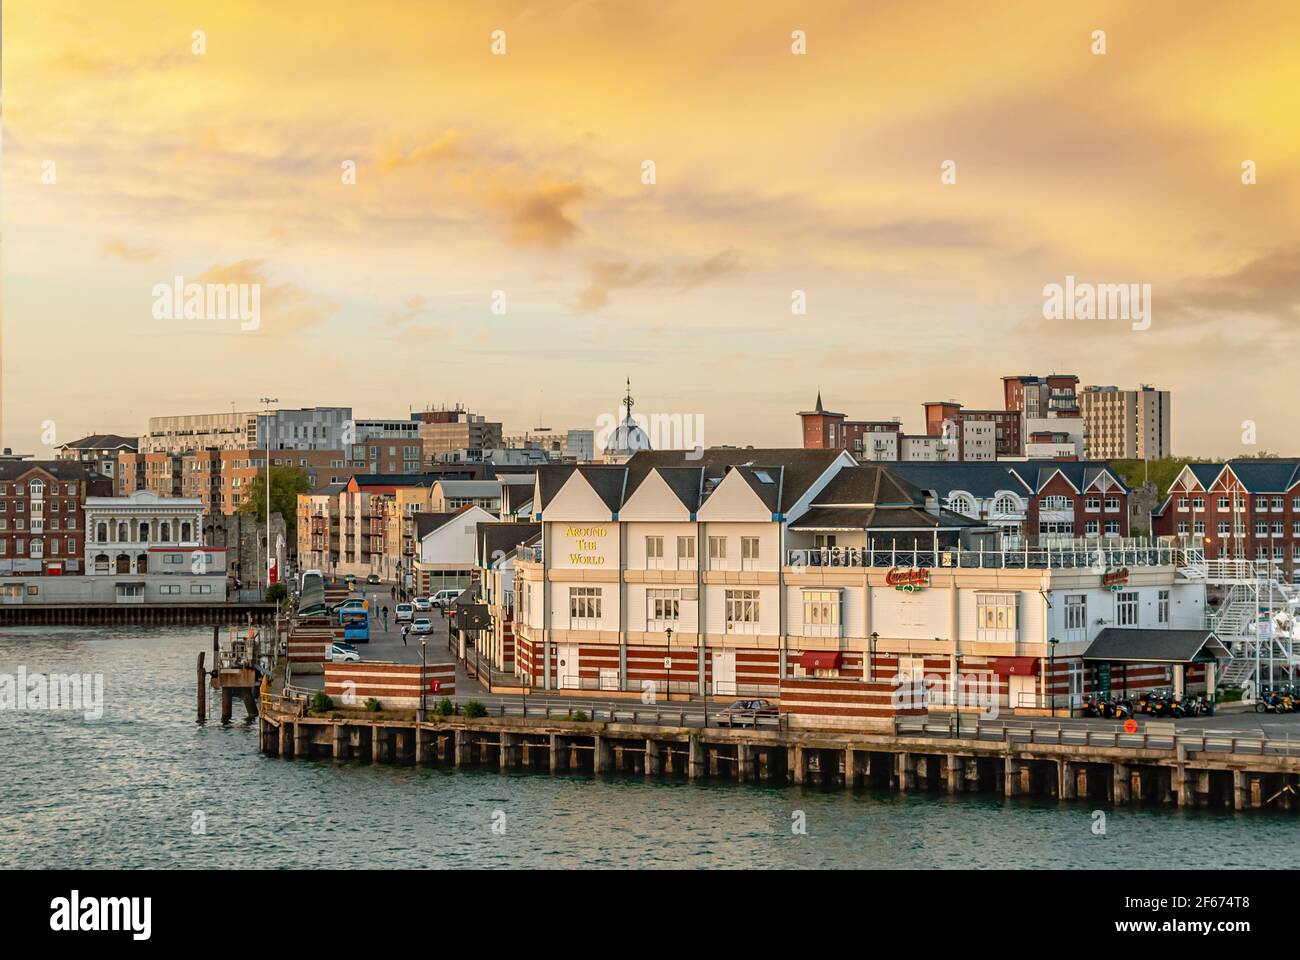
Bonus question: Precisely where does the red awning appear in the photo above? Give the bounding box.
[799,651,843,671]
[991,657,1038,676]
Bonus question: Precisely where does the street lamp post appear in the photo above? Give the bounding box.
[664,626,673,706]
[1049,636,1059,717]
[420,636,427,721]
[868,631,879,682]
[259,397,278,597]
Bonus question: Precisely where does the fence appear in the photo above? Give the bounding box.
[894,715,1300,757]
[786,540,1193,571]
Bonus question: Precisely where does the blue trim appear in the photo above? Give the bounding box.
[611,512,618,521]
[773,513,784,522]
[689,512,697,521]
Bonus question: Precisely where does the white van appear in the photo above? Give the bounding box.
[430,588,464,609]
[395,603,414,623]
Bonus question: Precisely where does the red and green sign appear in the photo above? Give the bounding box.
[885,567,929,592]
[1102,567,1130,592]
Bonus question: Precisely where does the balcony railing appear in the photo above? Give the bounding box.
[786,538,1195,571]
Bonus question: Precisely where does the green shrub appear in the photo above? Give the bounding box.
[570,709,589,722]
[310,692,334,712]
[365,697,382,712]
[266,582,289,604]
[434,697,455,717]
[463,700,488,719]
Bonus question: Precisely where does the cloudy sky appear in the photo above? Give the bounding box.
[3,0,1298,457]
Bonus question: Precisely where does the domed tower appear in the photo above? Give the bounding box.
[602,378,652,462]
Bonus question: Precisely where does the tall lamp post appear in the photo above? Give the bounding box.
[420,636,428,721]
[664,626,673,707]
[868,631,879,682]
[1048,636,1059,717]
[259,396,278,596]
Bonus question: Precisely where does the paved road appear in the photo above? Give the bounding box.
[298,579,1300,742]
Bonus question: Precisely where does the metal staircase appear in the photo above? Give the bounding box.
[1204,557,1300,693]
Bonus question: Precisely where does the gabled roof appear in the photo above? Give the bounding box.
[433,479,503,498]
[622,465,705,512]
[476,521,542,567]
[413,511,460,539]
[810,463,923,507]
[1010,461,1128,495]
[1223,459,1300,493]
[789,504,982,531]
[625,448,844,514]
[1188,463,1224,488]
[57,434,138,452]
[883,462,1032,501]
[0,460,102,482]
[1083,628,1231,664]
[576,466,628,513]
[350,473,440,489]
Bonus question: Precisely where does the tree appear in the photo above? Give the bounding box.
[238,466,313,546]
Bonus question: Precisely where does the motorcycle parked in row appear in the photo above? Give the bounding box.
[1255,687,1295,713]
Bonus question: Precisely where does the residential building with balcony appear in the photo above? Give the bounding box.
[1152,460,1300,580]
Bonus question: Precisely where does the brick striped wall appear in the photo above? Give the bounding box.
[779,677,927,730]
[501,623,515,672]
[287,627,343,664]
[323,661,456,707]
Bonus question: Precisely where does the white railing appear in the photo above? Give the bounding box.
[786,538,1192,571]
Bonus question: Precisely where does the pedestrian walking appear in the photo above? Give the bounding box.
[401,623,409,647]
[382,606,389,632]
[391,585,397,601]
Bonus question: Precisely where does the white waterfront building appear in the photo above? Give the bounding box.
[510,449,1219,712]
[84,490,206,575]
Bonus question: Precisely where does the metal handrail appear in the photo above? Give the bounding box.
[896,715,1300,757]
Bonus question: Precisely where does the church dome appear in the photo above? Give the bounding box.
[604,415,652,456]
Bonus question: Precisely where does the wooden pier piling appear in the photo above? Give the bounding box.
[254,707,1300,813]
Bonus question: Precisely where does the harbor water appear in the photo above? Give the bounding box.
[3,625,1299,869]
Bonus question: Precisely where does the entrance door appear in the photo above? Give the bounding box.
[556,644,580,690]
[713,649,737,696]
[1069,663,1084,708]
[1009,674,1037,709]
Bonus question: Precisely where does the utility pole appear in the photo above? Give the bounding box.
[259,397,278,595]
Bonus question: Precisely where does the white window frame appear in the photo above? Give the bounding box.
[645,535,665,569]
[676,536,696,569]
[801,589,841,638]
[975,592,1017,643]
[569,586,602,628]
[724,589,760,634]
[1116,591,1139,627]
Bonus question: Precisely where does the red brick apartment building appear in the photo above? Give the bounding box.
[1152,460,1300,580]
[0,462,112,575]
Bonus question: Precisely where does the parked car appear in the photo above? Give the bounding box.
[412,597,432,612]
[431,588,464,609]
[325,641,361,663]
[365,573,382,585]
[395,603,414,623]
[411,617,433,635]
[714,698,778,728]
[331,596,366,614]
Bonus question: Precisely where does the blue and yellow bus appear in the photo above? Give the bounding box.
[339,607,370,644]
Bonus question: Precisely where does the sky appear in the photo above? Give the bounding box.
[2,0,1299,458]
